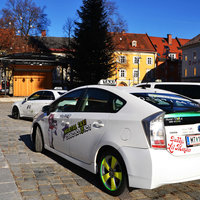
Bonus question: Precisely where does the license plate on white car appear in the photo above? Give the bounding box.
[186,134,200,147]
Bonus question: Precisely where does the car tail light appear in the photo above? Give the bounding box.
[142,112,166,149]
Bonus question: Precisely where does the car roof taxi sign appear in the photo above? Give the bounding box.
[98,79,116,86]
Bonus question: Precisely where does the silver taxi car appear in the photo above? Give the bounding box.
[12,89,67,119]
[31,85,200,196]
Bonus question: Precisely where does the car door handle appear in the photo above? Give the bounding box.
[61,121,69,126]
[93,121,104,128]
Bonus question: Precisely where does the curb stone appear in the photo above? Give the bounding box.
[0,149,22,200]
[0,98,25,103]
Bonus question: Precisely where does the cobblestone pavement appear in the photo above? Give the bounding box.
[1,102,200,200]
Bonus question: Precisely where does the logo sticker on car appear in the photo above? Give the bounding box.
[167,136,191,154]
[62,119,91,140]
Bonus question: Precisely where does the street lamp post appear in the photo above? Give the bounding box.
[137,56,141,84]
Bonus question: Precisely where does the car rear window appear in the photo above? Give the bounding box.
[132,93,200,114]
[154,84,200,99]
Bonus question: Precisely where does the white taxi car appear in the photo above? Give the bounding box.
[12,89,67,119]
[31,85,200,196]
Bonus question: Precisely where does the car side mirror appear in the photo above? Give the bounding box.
[22,97,27,104]
[42,105,50,115]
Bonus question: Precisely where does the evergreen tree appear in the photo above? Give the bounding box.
[73,0,115,85]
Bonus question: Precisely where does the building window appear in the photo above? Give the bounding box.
[119,56,126,64]
[146,57,153,65]
[133,69,139,78]
[119,69,126,78]
[169,53,176,60]
[194,67,197,76]
[185,69,187,77]
[185,55,188,61]
[193,52,197,60]
[133,56,140,64]
[132,40,137,47]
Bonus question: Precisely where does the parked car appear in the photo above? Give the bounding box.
[31,85,200,196]
[11,89,67,119]
[136,82,200,103]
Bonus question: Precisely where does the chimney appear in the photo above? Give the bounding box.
[41,30,46,37]
[167,34,172,45]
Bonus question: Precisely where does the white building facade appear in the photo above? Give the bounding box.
[182,34,200,82]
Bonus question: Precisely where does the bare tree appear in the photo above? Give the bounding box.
[104,0,128,32]
[0,0,50,37]
[63,17,75,39]
[63,17,75,49]
[63,0,128,38]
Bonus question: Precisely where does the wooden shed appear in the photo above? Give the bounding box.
[0,53,65,96]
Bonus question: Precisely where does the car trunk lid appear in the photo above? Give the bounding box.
[165,111,200,156]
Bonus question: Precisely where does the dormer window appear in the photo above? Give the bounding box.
[132,40,137,47]
[168,53,176,60]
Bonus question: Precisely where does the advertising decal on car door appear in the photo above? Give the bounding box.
[62,119,92,140]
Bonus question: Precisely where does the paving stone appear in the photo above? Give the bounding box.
[39,185,55,195]
[185,191,200,200]
[130,189,148,199]
[75,178,91,186]
[42,194,58,200]
[174,191,193,200]
[52,183,69,195]
[85,192,105,200]
[22,196,42,200]
[0,182,19,194]
[58,193,74,200]
[71,192,88,200]
[0,168,14,183]
[18,180,38,191]
[0,192,22,200]
[21,190,41,197]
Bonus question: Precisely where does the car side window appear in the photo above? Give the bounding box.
[80,88,126,113]
[50,89,84,112]
[155,84,200,99]
[28,91,43,100]
[42,91,55,100]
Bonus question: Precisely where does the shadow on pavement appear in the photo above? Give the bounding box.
[45,150,100,189]
[19,133,100,190]
[8,115,33,122]
[19,134,34,151]
[19,134,134,196]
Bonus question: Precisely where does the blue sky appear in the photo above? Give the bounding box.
[0,0,200,39]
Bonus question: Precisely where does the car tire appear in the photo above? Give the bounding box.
[34,126,44,153]
[12,106,20,119]
[98,149,127,196]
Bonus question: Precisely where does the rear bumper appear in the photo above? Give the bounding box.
[120,147,200,189]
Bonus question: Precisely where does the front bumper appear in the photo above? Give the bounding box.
[120,147,200,189]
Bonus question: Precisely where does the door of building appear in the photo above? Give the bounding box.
[13,71,52,96]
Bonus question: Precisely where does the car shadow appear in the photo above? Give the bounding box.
[19,134,134,196]
[19,134,100,189]
[19,134,34,151]
[8,115,33,122]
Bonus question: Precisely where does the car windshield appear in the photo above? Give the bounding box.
[132,92,200,114]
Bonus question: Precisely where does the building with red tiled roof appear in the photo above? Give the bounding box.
[113,32,156,53]
[148,34,190,81]
[109,32,157,85]
[0,29,72,96]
